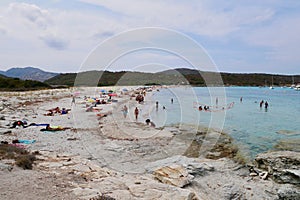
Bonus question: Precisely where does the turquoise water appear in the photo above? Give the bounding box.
[148,86,300,157]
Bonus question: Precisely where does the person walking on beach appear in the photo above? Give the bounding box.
[122,105,128,118]
[71,95,76,106]
[134,107,139,121]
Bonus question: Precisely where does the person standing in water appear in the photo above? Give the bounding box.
[198,106,203,111]
[259,100,264,108]
[240,97,243,102]
[134,107,139,121]
[216,97,218,106]
[171,98,173,104]
[265,101,269,109]
[155,101,159,111]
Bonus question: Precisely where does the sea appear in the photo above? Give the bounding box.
[148,86,300,158]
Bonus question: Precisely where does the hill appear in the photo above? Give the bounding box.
[161,69,300,86]
[45,70,192,86]
[0,67,58,82]
[46,68,300,87]
[0,76,51,91]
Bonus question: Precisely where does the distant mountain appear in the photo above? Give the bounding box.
[0,67,58,82]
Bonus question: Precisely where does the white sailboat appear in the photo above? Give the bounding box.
[290,76,295,89]
[269,76,274,89]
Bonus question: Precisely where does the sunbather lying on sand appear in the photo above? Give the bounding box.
[44,107,71,115]
[40,124,71,131]
[61,108,71,114]
[10,121,36,128]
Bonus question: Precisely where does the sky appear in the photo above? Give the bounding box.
[0,0,300,74]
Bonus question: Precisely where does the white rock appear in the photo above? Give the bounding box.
[153,164,193,188]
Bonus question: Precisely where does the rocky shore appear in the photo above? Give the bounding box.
[0,88,299,199]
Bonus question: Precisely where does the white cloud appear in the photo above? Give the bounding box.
[79,0,276,37]
[0,1,299,74]
[80,0,231,36]
[8,2,51,29]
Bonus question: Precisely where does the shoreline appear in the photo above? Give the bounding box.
[0,87,299,199]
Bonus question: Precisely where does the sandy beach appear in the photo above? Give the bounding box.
[0,87,299,200]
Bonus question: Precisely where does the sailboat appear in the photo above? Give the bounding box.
[290,76,295,89]
[269,76,274,89]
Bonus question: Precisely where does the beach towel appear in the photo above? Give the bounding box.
[30,123,50,127]
[17,140,36,144]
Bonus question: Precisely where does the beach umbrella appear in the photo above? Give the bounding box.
[122,88,128,92]
[100,89,107,93]
[108,90,114,93]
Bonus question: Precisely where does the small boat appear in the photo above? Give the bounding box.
[269,76,274,89]
[294,85,300,91]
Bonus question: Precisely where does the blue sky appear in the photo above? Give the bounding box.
[0,0,299,74]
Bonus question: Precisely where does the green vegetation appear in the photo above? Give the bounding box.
[0,76,50,91]
[45,71,189,86]
[45,68,300,87]
[0,144,37,170]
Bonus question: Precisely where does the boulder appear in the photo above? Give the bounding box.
[146,155,214,176]
[223,184,245,200]
[153,164,193,188]
[255,151,300,185]
[276,185,300,200]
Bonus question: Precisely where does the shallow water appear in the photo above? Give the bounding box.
[148,86,300,158]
